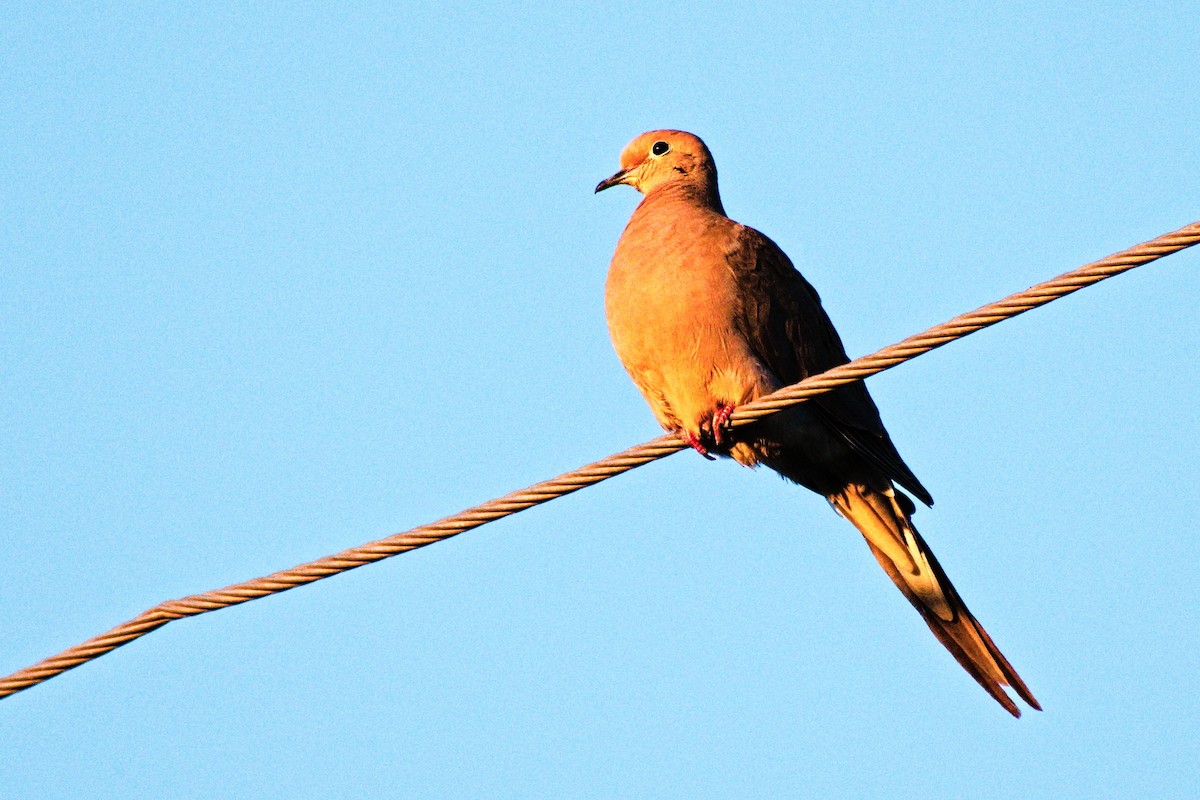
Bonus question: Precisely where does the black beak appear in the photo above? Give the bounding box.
[594,169,629,194]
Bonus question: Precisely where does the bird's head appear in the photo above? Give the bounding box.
[595,130,719,197]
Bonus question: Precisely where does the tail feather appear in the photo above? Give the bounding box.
[830,484,1039,717]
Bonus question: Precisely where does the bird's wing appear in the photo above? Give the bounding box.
[729,226,933,506]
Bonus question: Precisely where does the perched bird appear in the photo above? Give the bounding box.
[596,130,1039,717]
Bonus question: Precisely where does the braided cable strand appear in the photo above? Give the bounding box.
[2,220,1197,699]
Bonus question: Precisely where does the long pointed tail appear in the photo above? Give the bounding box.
[829,483,1040,717]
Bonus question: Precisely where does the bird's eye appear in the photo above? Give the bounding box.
[651,141,670,156]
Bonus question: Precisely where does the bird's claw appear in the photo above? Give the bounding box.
[682,430,716,460]
[710,403,735,447]
[681,404,736,460]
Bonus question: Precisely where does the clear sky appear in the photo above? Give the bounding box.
[3,3,1198,798]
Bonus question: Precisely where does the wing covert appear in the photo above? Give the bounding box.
[730,227,933,506]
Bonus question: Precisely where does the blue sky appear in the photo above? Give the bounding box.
[3,3,1198,797]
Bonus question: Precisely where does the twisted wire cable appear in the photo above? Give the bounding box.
[3,220,1197,700]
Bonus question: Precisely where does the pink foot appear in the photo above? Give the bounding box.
[682,430,716,460]
[710,403,736,447]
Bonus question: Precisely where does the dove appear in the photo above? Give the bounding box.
[596,129,1038,716]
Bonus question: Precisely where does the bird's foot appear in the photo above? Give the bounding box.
[710,403,736,447]
[681,430,716,460]
[680,404,736,459]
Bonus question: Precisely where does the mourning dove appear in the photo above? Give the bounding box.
[596,130,1039,717]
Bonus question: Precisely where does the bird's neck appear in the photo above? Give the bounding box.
[640,179,726,216]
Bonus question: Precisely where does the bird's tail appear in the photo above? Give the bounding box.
[829,483,1040,717]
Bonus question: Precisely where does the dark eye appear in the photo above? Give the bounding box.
[651,141,670,156]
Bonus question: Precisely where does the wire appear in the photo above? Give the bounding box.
[2,220,1197,700]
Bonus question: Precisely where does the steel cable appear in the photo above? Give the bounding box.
[2,220,1197,700]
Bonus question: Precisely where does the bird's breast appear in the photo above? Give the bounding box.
[604,209,773,432]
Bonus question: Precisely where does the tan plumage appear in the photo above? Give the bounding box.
[596,130,1039,716]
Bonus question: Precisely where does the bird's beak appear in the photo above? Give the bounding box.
[595,168,630,194]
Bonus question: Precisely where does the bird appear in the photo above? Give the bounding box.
[595,129,1039,717]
